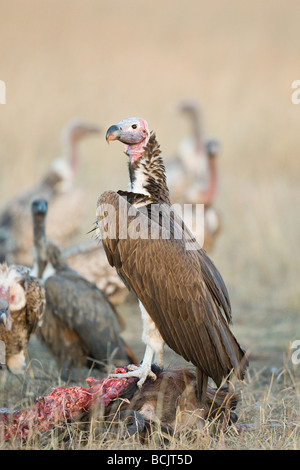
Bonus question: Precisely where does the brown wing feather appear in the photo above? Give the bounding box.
[23,275,46,339]
[43,266,132,363]
[97,191,248,386]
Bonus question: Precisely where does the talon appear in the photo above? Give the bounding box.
[109,363,157,388]
[137,370,156,388]
[148,370,157,381]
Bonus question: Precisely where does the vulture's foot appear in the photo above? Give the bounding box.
[109,363,157,388]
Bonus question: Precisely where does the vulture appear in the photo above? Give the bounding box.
[96,117,248,406]
[62,239,129,307]
[165,100,221,252]
[0,263,45,375]
[0,118,101,266]
[31,199,136,375]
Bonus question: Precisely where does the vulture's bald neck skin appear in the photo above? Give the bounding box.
[127,132,171,204]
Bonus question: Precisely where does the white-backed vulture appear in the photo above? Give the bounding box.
[165,100,221,252]
[0,263,45,374]
[62,239,129,307]
[31,199,136,375]
[0,119,101,266]
[96,117,248,406]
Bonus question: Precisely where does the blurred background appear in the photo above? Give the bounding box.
[0,0,299,377]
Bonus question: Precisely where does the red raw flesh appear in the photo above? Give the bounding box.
[0,368,135,441]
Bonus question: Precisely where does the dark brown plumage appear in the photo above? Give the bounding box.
[97,117,248,404]
[0,263,45,374]
[31,199,136,374]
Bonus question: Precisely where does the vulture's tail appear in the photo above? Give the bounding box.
[204,312,249,386]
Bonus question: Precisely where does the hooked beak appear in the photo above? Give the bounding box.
[0,306,12,331]
[106,125,121,143]
[31,199,48,216]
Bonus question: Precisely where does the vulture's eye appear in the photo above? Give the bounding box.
[131,124,137,129]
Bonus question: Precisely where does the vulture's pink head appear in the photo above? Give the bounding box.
[106,117,150,162]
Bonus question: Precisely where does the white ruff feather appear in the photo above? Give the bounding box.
[130,165,150,197]
[0,264,28,288]
[50,158,73,192]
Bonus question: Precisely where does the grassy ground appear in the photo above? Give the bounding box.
[0,0,299,450]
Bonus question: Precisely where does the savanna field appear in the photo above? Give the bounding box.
[0,0,299,451]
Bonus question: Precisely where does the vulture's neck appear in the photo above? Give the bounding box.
[127,133,170,204]
[32,216,47,278]
[191,110,204,154]
[201,157,218,205]
[64,135,79,174]
[39,172,62,195]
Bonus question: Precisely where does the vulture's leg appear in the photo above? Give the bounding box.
[109,303,164,388]
[154,348,164,369]
[109,344,156,388]
[140,303,164,368]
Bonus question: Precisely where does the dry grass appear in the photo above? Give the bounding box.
[0,356,299,450]
[0,0,300,450]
